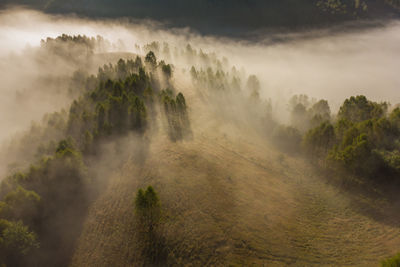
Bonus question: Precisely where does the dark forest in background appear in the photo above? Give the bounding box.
[1,0,399,37]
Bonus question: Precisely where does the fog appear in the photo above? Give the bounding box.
[1,7,400,152]
[1,6,400,266]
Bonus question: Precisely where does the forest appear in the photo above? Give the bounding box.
[1,0,400,37]
[0,36,190,266]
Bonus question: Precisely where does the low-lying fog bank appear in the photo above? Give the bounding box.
[0,7,399,144]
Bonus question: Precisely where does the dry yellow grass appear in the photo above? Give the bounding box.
[70,121,400,266]
[71,80,400,266]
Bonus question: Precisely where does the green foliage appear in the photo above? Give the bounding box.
[289,95,332,132]
[0,129,87,266]
[0,219,39,266]
[381,253,400,267]
[96,103,106,132]
[69,70,89,97]
[68,59,155,143]
[145,51,157,68]
[129,95,147,131]
[0,51,171,260]
[160,89,191,141]
[303,122,335,157]
[299,95,400,180]
[3,138,87,220]
[83,130,94,154]
[117,58,128,80]
[0,42,185,266]
[0,186,40,225]
[190,66,239,92]
[176,92,187,112]
[1,220,38,254]
[161,63,172,79]
[378,150,400,174]
[338,95,388,122]
[308,100,331,128]
[328,116,399,177]
[143,86,155,103]
[40,34,97,62]
[329,133,373,173]
[134,186,164,264]
[1,110,68,173]
[56,138,79,157]
[143,41,160,54]
[134,186,161,230]
[390,107,400,131]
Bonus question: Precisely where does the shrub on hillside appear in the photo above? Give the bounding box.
[134,186,165,265]
[381,253,400,267]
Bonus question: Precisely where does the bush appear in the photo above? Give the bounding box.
[0,219,39,266]
[382,253,400,267]
[134,186,165,264]
[134,186,161,233]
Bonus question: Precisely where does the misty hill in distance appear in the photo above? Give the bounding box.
[2,0,400,37]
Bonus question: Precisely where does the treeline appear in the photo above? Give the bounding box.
[303,95,400,179]
[39,34,106,68]
[142,41,229,73]
[0,140,87,266]
[160,89,191,141]
[0,39,189,266]
[185,41,400,182]
[41,34,97,52]
[6,0,398,37]
[281,94,400,180]
[189,62,274,136]
[316,0,368,15]
[40,34,112,57]
[185,45,400,266]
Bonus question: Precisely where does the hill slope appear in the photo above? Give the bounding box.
[71,85,400,266]
[1,35,400,266]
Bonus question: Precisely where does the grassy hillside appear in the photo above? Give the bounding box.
[71,81,400,266]
[2,36,400,266]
